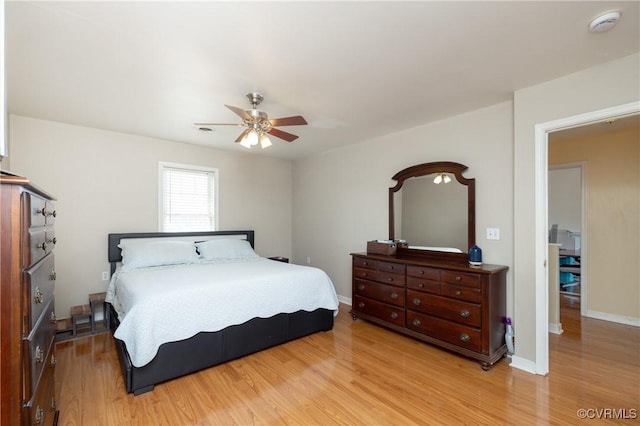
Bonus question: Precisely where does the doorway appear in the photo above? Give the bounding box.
[533,101,640,375]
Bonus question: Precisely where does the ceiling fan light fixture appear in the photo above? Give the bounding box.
[259,133,272,148]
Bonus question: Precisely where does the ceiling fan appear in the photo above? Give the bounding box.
[194,92,308,149]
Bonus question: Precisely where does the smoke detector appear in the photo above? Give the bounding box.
[589,11,621,33]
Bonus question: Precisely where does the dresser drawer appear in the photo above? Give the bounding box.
[353,267,405,287]
[407,291,481,328]
[406,276,440,294]
[353,257,406,275]
[22,346,56,426]
[354,278,405,307]
[407,265,439,280]
[24,192,47,228]
[407,312,482,352]
[353,295,405,326]
[441,283,482,303]
[23,253,56,332]
[23,299,56,402]
[441,271,481,288]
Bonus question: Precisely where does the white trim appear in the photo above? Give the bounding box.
[548,323,563,335]
[534,101,640,375]
[509,356,538,375]
[584,310,640,327]
[158,161,219,232]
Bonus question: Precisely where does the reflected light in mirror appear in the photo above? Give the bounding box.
[433,173,452,184]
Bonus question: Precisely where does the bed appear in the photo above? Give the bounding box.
[106,230,338,395]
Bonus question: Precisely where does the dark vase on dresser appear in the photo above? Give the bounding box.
[351,162,508,370]
[1,171,59,425]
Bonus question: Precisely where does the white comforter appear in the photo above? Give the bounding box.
[106,258,339,367]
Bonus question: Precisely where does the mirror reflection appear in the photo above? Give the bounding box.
[389,161,475,259]
[394,174,468,252]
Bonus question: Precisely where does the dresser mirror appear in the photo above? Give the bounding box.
[389,162,475,261]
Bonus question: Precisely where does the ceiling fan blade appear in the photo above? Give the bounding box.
[267,127,299,142]
[225,104,252,121]
[269,115,308,127]
[234,129,250,143]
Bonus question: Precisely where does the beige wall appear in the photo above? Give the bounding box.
[293,101,514,306]
[549,126,639,322]
[9,115,293,318]
[513,53,640,368]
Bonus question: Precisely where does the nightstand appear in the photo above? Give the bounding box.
[268,256,289,263]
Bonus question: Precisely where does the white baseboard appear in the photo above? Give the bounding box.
[585,310,640,327]
[548,322,564,334]
[509,356,540,375]
[337,295,352,306]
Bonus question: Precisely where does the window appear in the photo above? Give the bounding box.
[159,162,218,232]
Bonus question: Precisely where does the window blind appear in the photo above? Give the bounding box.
[161,166,216,232]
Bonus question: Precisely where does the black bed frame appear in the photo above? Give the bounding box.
[107,230,335,395]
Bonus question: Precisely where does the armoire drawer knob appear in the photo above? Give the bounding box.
[418,283,424,288]
[34,406,44,424]
[388,265,394,270]
[50,311,57,323]
[34,287,44,304]
[51,355,57,367]
[459,333,471,343]
[358,302,365,309]
[361,272,367,277]
[460,310,470,318]
[362,261,368,266]
[387,277,393,282]
[49,270,57,281]
[34,346,44,363]
[37,241,48,251]
[455,290,462,296]
[412,318,422,327]
[455,276,462,281]
[412,298,421,306]
[358,284,365,291]
[390,312,398,320]
[390,292,398,300]
[38,207,47,217]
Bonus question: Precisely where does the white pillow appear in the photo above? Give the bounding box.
[119,240,200,270]
[195,239,258,261]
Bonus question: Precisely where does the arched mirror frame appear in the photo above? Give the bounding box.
[389,161,476,262]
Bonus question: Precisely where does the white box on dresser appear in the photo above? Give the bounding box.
[1,171,59,426]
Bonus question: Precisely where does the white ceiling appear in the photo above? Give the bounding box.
[6,1,640,160]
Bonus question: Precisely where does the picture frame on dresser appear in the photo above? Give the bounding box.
[351,162,508,370]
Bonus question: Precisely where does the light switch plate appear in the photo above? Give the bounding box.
[486,228,500,240]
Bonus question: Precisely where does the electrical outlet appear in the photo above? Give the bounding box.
[101,271,109,281]
[486,228,501,240]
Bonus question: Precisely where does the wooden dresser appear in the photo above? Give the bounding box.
[351,252,508,370]
[1,172,59,425]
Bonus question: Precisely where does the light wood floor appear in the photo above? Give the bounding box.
[55,302,639,425]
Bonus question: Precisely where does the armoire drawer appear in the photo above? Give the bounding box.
[406,276,440,294]
[406,312,482,353]
[407,265,439,280]
[22,348,56,426]
[23,300,56,402]
[354,278,405,307]
[407,291,481,328]
[353,295,405,326]
[441,271,481,288]
[23,253,56,331]
[441,283,482,303]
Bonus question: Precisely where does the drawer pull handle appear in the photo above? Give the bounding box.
[50,396,57,411]
[390,312,398,320]
[387,277,393,282]
[38,207,47,217]
[37,241,48,251]
[412,318,422,327]
[363,261,368,266]
[455,276,462,282]
[48,237,57,245]
[50,311,57,323]
[358,302,365,309]
[49,270,57,281]
[460,309,470,318]
[412,298,421,306]
[420,270,425,275]
[358,283,365,291]
[390,292,398,300]
[418,283,424,288]
[51,355,57,367]
[34,287,44,304]
[460,333,471,343]
[48,210,57,218]
[34,346,44,363]
[388,265,394,270]
[34,406,44,424]
[455,290,462,296]
[361,272,367,277]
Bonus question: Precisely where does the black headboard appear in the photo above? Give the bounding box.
[107,230,255,275]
